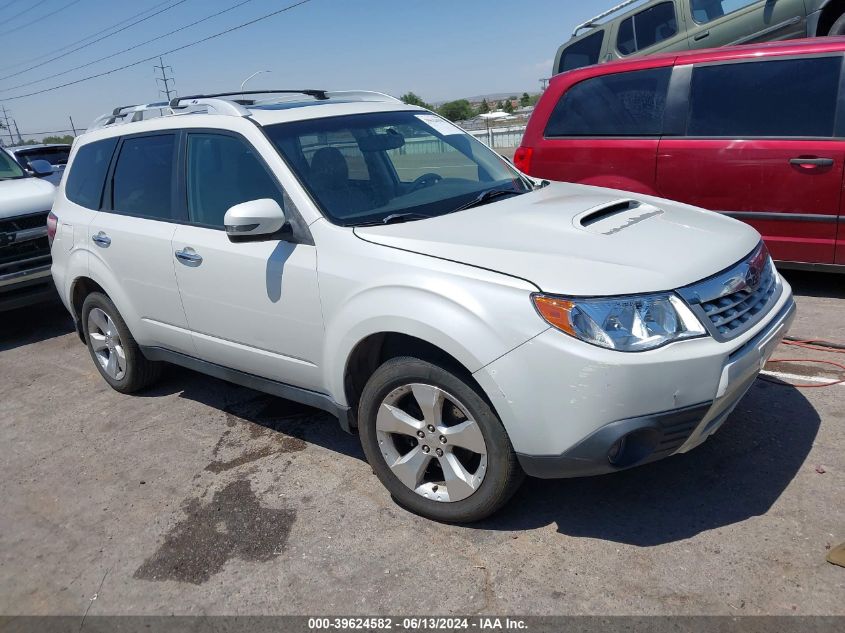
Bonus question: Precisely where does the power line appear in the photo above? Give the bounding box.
[0,0,48,27]
[0,0,256,91]
[0,1,24,13]
[0,0,84,37]
[1,106,14,144]
[1,0,315,102]
[154,56,176,100]
[0,1,177,73]
[0,0,190,80]
[15,128,84,136]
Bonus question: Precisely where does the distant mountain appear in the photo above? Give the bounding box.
[431,92,532,106]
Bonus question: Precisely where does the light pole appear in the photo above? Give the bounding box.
[240,70,271,99]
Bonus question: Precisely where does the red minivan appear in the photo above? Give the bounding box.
[516,38,845,270]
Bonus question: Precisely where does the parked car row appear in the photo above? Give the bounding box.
[6,14,836,522]
[519,37,845,270]
[555,0,845,73]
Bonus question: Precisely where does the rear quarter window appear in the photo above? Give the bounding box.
[65,138,118,210]
[545,67,671,137]
[688,57,842,137]
[558,30,604,74]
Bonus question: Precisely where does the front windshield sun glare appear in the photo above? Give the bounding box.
[264,110,529,226]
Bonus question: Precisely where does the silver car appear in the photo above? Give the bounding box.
[8,144,71,186]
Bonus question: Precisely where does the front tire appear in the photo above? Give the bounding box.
[358,356,523,522]
[81,292,161,393]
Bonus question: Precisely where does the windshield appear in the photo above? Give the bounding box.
[0,148,26,180]
[265,110,529,226]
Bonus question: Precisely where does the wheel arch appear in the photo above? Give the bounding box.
[342,331,489,427]
[69,276,107,342]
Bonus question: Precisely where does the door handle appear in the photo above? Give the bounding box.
[175,247,203,266]
[91,231,111,247]
[789,157,834,168]
[693,30,710,41]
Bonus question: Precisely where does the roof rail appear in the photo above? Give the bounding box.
[170,89,330,107]
[572,0,643,36]
[88,89,404,133]
[322,90,402,103]
[88,101,172,130]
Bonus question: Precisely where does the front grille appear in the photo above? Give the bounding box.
[0,212,51,278]
[0,211,49,233]
[677,243,781,342]
[699,259,777,336]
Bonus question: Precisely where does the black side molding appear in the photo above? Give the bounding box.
[139,346,354,433]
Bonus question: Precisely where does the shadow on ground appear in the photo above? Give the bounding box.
[141,367,365,462]
[142,366,818,545]
[480,380,819,545]
[4,295,814,544]
[0,300,74,353]
[781,269,845,299]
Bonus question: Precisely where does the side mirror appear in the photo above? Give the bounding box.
[224,198,286,241]
[29,159,54,177]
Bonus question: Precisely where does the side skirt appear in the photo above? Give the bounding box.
[140,346,354,433]
[775,260,845,274]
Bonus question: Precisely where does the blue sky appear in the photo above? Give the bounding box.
[0,0,601,137]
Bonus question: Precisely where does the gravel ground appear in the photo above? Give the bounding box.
[0,269,842,616]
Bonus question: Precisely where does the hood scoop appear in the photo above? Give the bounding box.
[577,199,664,235]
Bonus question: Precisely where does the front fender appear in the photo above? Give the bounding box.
[322,281,546,405]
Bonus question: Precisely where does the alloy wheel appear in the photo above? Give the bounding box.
[375,383,488,502]
[87,307,126,380]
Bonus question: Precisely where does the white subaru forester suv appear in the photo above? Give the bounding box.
[50,90,795,522]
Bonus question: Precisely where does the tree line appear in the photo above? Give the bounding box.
[400,92,540,122]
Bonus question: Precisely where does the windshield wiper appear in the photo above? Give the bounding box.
[450,187,524,214]
[356,212,432,227]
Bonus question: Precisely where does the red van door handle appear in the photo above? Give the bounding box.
[789,157,834,168]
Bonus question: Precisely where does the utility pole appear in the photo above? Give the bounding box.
[69,116,77,137]
[1,106,13,145]
[154,56,177,102]
[539,78,549,92]
[13,119,22,144]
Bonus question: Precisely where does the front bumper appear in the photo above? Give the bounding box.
[473,279,795,478]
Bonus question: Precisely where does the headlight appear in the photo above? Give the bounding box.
[532,292,707,352]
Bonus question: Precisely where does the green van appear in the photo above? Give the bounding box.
[554,0,845,74]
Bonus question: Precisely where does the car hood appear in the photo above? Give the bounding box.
[0,177,56,219]
[354,182,761,296]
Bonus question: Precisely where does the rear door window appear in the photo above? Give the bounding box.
[111,134,177,220]
[65,138,118,210]
[545,67,672,136]
[558,30,604,73]
[617,1,678,55]
[687,57,842,137]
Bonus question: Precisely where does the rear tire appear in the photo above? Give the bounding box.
[358,356,523,523]
[828,14,845,35]
[81,292,161,393]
